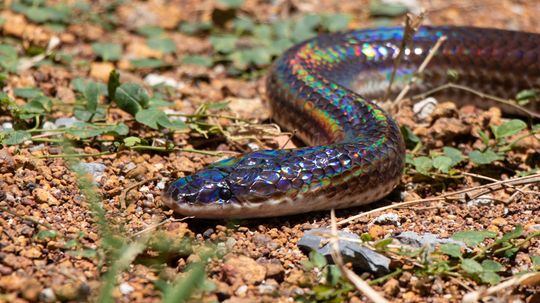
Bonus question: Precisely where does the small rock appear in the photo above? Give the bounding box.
[413,97,438,120]
[34,188,60,206]
[431,101,458,120]
[55,117,80,128]
[373,213,400,226]
[53,282,81,301]
[382,278,400,296]
[223,255,266,285]
[491,217,508,226]
[257,258,285,281]
[297,228,391,275]
[396,231,466,251]
[77,162,107,181]
[22,279,42,301]
[257,280,277,295]
[467,194,494,207]
[119,282,134,295]
[369,225,385,239]
[40,288,56,303]
[235,285,248,297]
[144,74,185,89]
[20,247,42,258]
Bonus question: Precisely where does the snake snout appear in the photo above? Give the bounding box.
[162,169,235,217]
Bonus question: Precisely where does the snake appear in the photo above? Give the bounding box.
[162,26,540,219]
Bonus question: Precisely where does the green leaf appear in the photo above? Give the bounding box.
[309,250,327,269]
[231,48,272,69]
[503,247,520,258]
[123,136,141,147]
[91,42,122,61]
[461,258,483,274]
[412,156,432,175]
[481,260,503,272]
[374,238,393,251]
[107,70,120,102]
[433,156,453,173]
[130,58,166,69]
[478,130,490,146]
[532,255,540,266]
[443,147,463,166]
[515,89,538,106]
[232,17,255,33]
[292,15,321,43]
[83,81,100,113]
[496,225,523,244]
[492,119,527,139]
[147,37,176,54]
[327,264,342,286]
[115,83,149,115]
[322,13,352,32]
[136,25,165,37]
[21,96,52,117]
[469,150,502,165]
[217,0,244,8]
[135,108,167,129]
[0,44,19,72]
[157,117,188,130]
[34,230,58,240]
[15,87,43,99]
[65,122,128,139]
[369,0,409,17]
[1,130,31,145]
[480,271,501,285]
[209,35,238,54]
[439,243,462,258]
[452,230,497,247]
[400,125,420,147]
[181,55,213,67]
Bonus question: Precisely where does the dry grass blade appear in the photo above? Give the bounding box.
[383,12,425,101]
[411,82,540,119]
[462,272,540,303]
[329,209,389,303]
[338,173,540,226]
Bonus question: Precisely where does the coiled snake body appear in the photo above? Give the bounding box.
[163,26,540,218]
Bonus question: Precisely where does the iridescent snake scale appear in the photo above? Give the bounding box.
[163,26,540,218]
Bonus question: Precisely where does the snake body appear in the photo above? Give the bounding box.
[163,26,540,218]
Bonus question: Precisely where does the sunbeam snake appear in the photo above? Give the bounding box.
[163,26,540,218]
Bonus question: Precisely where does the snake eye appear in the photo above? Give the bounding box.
[218,187,232,200]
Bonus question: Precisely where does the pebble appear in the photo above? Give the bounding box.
[373,213,400,226]
[396,231,466,251]
[413,97,438,120]
[467,194,495,207]
[368,225,385,239]
[297,228,391,275]
[39,288,56,303]
[33,188,60,206]
[383,278,400,296]
[491,217,508,226]
[235,285,248,297]
[119,282,134,295]
[223,255,266,285]
[77,162,107,181]
[54,117,80,128]
[22,279,42,301]
[257,281,277,295]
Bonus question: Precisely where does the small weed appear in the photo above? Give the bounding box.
[297,251,354,303]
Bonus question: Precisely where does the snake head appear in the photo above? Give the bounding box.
[163,151,298,218]
[163,168,236,217]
